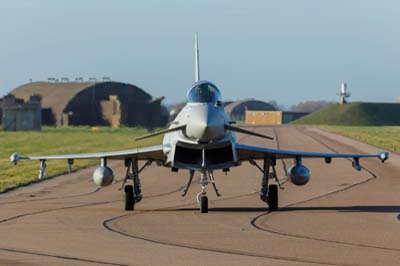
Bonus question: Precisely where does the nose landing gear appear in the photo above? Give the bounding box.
[196,171,211,213]
[182,170,221,213]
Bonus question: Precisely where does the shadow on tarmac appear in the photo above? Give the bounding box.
[278,205,400,213]
[176,205,400,213]
[177,207,268,212]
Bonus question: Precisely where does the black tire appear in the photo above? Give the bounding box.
[267,184,278,211]
[200,196,208,213]
[124,185,135,211]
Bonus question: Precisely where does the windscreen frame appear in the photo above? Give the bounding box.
[186,81,223,103]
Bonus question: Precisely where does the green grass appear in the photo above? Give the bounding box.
[292,102,400,126]
[0,126,162,193]
[322,126,400,152]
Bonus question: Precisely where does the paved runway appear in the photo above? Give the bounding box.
[1,126,399,266]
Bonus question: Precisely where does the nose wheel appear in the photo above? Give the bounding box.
[199,195,208,213]
[192,171,220,213]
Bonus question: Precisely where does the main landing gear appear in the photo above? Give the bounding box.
[250,158,283,211]
[121,158,152,211]
[182,170,221,213]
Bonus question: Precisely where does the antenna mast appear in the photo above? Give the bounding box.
[195,33,200,82]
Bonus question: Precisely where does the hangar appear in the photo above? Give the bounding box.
[10,81,168,128]
[224,100,277,121]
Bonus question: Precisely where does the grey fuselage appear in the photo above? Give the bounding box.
[162,81,239,171]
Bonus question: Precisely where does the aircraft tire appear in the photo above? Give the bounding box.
[124,185,135,211]
[268,184,278,211]
[200,196,208,213]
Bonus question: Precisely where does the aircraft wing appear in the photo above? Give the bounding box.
[10,145,165,164]
[236,143,389,163]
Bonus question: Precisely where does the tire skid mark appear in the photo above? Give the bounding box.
[0,180,187,225]
[251,126,399,255]
[0,187,101,206]
[1,125,380,265]
[0,200,115,224]
[0,247,132,266]
[299,126,377,178]
[103,194,354,266]
[0,182,186,264]
[102,126,369,266]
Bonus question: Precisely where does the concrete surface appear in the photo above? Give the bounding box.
[0,125,399,266]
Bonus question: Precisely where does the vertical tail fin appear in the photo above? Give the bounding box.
[195,32,200,82]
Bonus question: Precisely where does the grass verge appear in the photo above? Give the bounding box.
[322,126,400,152]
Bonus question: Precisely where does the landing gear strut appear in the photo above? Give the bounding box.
[181,170,195,197]
[250,158,282,211]
[38,160,46,179]
[121,158,152,211]
[181,170,221,213]
[197,171,209,213]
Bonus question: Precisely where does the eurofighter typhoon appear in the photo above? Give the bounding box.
[11,34,389,213]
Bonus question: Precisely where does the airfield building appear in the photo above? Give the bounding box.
[225,100,277,121]
[245,110,308,125]
[1,94,42,131]
[10,81,168,128]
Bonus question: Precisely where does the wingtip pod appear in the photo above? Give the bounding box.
[379,151,389,162]
[10,152,21,165]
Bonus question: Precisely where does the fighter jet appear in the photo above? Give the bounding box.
[10,34,389,213]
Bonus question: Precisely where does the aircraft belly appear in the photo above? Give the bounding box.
[173,161,236,171]
[170,140,238,171]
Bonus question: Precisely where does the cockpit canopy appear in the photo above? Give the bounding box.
[186,81,222,103]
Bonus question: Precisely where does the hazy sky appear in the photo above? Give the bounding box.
[1,0,399,106]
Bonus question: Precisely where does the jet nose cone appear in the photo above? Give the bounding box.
[201,112,225,142]
[185,104,225,142]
